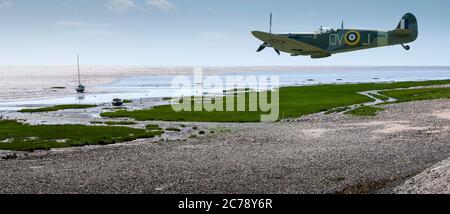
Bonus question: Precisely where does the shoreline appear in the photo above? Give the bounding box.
[1,65,450,101]
[0,67,449,194]
[1,99,449,193]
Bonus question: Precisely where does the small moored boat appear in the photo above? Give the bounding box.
[112,98,124,106]
[76,84,85,93]
[75,54,85,93]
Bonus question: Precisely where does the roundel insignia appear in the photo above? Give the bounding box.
[344,30,361,46]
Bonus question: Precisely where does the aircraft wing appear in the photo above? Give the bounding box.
[252,31,329,54]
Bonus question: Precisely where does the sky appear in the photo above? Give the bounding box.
[0,0,449,66]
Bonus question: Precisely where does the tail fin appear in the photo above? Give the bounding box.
[392,13,418,42]
[396,13,417,30]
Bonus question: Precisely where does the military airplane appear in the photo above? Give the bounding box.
[252,13,418,58]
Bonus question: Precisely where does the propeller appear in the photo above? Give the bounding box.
[256,43,280,55]
[257,43,267,52]
[255,13,281,56]
[269,13,272,34]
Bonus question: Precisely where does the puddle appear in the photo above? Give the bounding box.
[372,122,427,134]
[302,128,328,138]
[433,110,450,120]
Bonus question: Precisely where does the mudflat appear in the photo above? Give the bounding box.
[0,99,448,194]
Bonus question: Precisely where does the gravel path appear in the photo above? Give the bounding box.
[0,99,449,194]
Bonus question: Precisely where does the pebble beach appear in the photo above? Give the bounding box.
[0,66,449,194]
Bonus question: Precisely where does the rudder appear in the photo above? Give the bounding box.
[396,13,417,30]
[394,13,418,42]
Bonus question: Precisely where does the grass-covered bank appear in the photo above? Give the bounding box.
[368,93,390,101]
[380,87,450,103]
[0,120,163,151]
[347,87,450,117]
[104,121,137,126]
[19,104,97,113]
[346,106,385,116]
[101,80,450,122]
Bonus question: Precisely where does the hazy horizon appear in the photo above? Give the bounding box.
[1,65,450,69]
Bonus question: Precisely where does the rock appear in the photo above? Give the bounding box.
[1,153,18,160]
[394,157,450,194]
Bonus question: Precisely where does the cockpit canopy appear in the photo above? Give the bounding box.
[314,27,336,34]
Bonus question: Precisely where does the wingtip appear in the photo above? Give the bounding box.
[251,31,269,40]
[251,31,260,36]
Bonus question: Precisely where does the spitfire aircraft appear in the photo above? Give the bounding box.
[252,13,418,58]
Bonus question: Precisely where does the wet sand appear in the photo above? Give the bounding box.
[1,65,449,101]
[0,99,449,194]
[0,66,193,101]
[0,65,343,101]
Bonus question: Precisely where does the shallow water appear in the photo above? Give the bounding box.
[104,67,450,88]
[0,67,449,110]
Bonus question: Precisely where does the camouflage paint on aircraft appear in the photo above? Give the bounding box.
[252,13,418,58]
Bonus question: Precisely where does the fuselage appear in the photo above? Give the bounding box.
[252,13,418,58]
[273,28,416,57]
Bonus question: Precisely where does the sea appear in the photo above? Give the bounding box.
[0,66,449,109]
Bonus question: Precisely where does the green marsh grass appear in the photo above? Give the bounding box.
[19,104,97,113]
[100,80,450,122]
[0,120,162,151]
[346,106,385,116]
[380,87,450,103]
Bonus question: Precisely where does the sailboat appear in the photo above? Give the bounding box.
[75,54,86,93]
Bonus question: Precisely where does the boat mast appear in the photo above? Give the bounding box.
[77,54,81,85]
